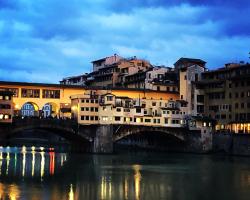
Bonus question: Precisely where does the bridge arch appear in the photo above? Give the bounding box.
[113,125,186,142]
[20,102,40,117]
[6,118,93,144]
[42,102,59,118]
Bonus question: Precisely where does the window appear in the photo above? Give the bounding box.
[116,108,121,112]
[81,107,85,111]
[81,116,85,120]
[91,99,94,103]
[181,95,183,100]
[221,114,226,119]
[136,108,141,113]
[241,92,244,98]
[95,107,98,112]
[152,102,156,106]
[145,119,151,123]
[235,92,239,98]
[241,81,245,87]
[235,103,239,109]
[195,73,198,81]
[90,116,94,121]
[247,91,250,97]
[107,96,113,101]
[86,107,89,111]
[86,116,89,120]
[95,116,98,120]
[241,103,244,109]
[0,104,11,109]
[136,118,142,123]
[0,88,19,97]
[81,99,85,103]
[157,86,160,91]
[86,100,89,103]
[197,95,204,103]
[21,89,40,98]
[42,90,60,99]
[229,93,232,98]
[90,107,94,112]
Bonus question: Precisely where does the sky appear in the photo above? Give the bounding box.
[0,0,250,83]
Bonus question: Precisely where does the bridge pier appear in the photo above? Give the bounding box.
[93,125,113,153]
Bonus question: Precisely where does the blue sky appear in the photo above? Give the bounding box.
[0,0,250,83]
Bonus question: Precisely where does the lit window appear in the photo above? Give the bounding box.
[0,114,3,119]
[4,115,9,119]
[136,118,142,123]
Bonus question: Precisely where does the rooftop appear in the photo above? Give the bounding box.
[174,57,206,66]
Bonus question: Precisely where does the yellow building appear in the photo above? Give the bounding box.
[0,81,179,119]
[0,81,86,118]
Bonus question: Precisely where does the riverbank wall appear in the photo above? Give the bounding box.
[213,133,250,156]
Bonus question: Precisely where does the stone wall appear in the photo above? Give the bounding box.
[213,133,250,156]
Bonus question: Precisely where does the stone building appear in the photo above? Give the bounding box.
[86,55,152,87]
[176,57,206,116]
[60,74,88,86]
[196,63,250,133]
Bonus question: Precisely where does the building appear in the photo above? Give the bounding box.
[0,81,179,119]
[60,74,88,86]
[70,91,187,128]
[176,58,206,116]
[197,63,250,133]
[86,55,152,87]
[0,81,86,118]
[0,90,13,123]
[146,68,178,92]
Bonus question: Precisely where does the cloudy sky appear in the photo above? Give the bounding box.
[0,0,250,83]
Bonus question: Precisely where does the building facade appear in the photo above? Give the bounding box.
[60,74,88,86]
[197,63,250,133]
[0,90,13,123]
[71,91,187,128]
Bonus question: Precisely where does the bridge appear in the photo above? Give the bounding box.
[0,118,209,153]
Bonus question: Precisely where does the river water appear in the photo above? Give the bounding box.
[0,147,250,200]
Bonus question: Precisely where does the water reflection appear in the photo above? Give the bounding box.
[69,184,74,200]
[0,148,250,199]
[0,146,67,179]
[133,165,142,200]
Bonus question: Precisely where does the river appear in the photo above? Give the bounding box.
[0,146,250,200]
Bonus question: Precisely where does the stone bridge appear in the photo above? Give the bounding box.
[0,118,206,153]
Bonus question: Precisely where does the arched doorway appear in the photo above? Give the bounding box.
[21,102,39,117]
[42,102,58,118]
